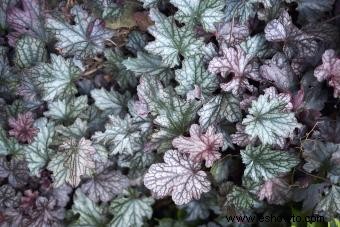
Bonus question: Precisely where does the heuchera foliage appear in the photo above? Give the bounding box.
[0,0,340,226]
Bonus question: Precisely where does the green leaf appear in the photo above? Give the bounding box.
[56,118,88,140]
[90,88,129,115]
[47,138,99,187]
[92,115,143,156]
[170,0,225,31]
[14,36,47,69]
[44,96,88,123]
[139,0,161,8]
[242,93,301,145]
[198,94,241,129]
[69,190,108,227]
[175,55,218,98]
[32,54,80,101]
[123,51,174,83]
[24,118,55,176]
[315,185,340,218]
[225,184,258,211]
[0,127,22,156]
[240,34,270,58]
[47,5,114,58]
[224,0,256,23]
[145,8,203,67]
[241,145,299,182]
[126,31,147,54]
[152,101,199,151]
[109,193,154,227]
[104,48,137,88]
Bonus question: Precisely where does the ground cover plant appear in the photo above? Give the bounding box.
[0,0,340,226]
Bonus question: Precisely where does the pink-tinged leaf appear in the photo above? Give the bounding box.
[263,87,293,111]
[314,49,340,97]
[258,178,290,205]
[172,124,223,167]
[8,112,39,143]
[186,85,202,101]
[264,11,298,42]
[144,150,211,205]
[208,45,259,95]
[7,0,47,46]
[215,22,249,45]
[231,123,255,147]
[260,53,296,91]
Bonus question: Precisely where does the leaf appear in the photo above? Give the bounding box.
[104,48,137,89]
[241,145,299,182]
[216,22,249,45]
[70,190,108,227]
[151,100,199,151]
[169,0,225,31]
[46,5,114,58]
[81,170,129,203]
[14,36,47,69]
[181,200,209,221]
[175,55,218,98]
[0,184,21,208]
[231,123,255,147]
[208,45,259,95]
[264,10,298,42]
[139,0,161,8]
[198,94,242,129]
[224,0,256,23]
[287,0,335,23]
[224,184,257,211]
[92,114,143,155]
[144,150,211,205]
[123,51,174,84]
[0,0,18,29]
[258,178,290,205]
[315,185,340,218]
[0,158,30,188]
[47,138,98,187]
[302,140,340,173]
[172,124,223,167]
[8,111,39,143]
[44,96,88,123]
[32,54,80,101]
[25,197,65,227]
[109,193,154,227]
[56,118,88,139]
[242,92,301,145]
[24,118,55,176]
[240,34,270,58]
[145,8,203,67]
[126,31,147,54]
[7,0,48,46]
[260,52,296,91]
[90,88,129,115]
[0,127,22,156]
[314,49,340,98]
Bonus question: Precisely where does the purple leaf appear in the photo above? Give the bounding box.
[7,0,47,46]
[314,49,340,98]
[172,124,223,167]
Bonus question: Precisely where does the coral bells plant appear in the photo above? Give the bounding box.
[0,0,340,226]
